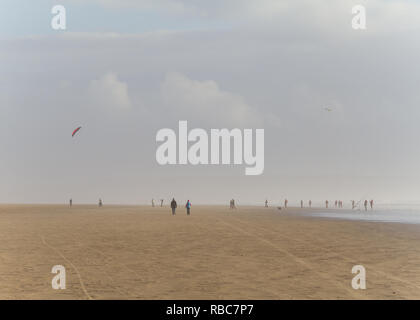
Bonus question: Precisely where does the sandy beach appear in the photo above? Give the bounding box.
[1,204,420,300]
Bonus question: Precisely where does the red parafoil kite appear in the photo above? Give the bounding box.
[72,126,82,137]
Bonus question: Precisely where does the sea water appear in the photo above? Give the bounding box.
[307,204,420,225]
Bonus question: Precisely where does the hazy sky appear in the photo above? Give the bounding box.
[1,0,420,205]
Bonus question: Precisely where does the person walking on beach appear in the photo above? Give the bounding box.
[185,200,191,215]
[300,200,303,208]
[160,199,164,207]
[99,198,103,207]
[352,200,355,210]
[69,198,72,207]
[152,199,155,207]
[309,200,312,208]
[284,199,288,209]
[265,200,268,208]
[364,200,368,211]
[370,199,374,210]
[326,200,329,208]
[171,198,177,215]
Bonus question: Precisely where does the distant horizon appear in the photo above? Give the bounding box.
[2,200,420,207]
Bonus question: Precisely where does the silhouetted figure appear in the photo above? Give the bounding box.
[284,199,288,209]
[370,199,373,210]
[309,200,312,208]
[185,200,191,215]
[364,200,368,211]
[232,199,236,209]
[171,198,177,215]
[326,200,329,208]
[99,199,103,207]
[335,200,338,208]
[160,199,164,207]
[351,200,355,210]
[69,198,72,207]
[300,200,303,208]
[265,200,268,208]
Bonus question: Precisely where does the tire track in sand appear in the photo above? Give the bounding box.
[227,214,420,296]
[216,218,364,299]
[41,236,93,300]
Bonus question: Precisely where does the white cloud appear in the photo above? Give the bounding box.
[88,72,132,109]
[161,72,262,127]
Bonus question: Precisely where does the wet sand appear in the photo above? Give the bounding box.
[1,204,420,299]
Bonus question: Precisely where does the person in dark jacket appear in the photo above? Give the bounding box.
[171,198,177,215]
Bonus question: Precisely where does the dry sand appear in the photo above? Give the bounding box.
[1,204,420,299]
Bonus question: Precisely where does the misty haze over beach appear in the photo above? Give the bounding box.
[1,0,420,204]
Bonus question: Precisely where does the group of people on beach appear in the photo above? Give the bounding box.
[262,199,374,210]
[350,199,374,210]
[69,197,375,212]
[319,199,374,210]
[266,199,312,209]
[280,199,308,209]
[151,198,192,215]
[151,199,164,207]
[169,198,191,215]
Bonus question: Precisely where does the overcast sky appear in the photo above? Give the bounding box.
[1,0,420,205]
